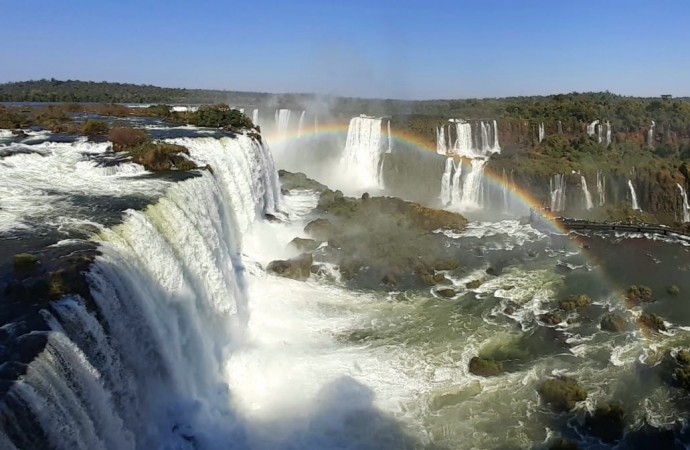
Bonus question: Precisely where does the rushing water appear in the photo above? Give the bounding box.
[2,117,690,449]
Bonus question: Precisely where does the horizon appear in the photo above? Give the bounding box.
[1,0,689,100]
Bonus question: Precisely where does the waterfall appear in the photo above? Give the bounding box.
[596,170,606,206]
[587,120,599,137]
[596,123,602,143]
[538,123,545,143]
[386,120,392,154]
[604,121,611,147]
[581,175,593,210]
[451,121,473,156]
[647,121,655,147]
[341,115,384,190]
[436,126,447,155]
[460,159,487,209]
[0,134,282,449]
[252,109,259,127]
[678,184,690,222]
[297,111,306,138]
[628,180,640,210]
[557,120,563,134]
[550,174,566,212]
[275,109,291,137]
[440,158,453,205]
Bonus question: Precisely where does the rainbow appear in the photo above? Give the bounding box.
[263,120,570,235]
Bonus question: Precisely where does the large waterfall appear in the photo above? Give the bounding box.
[440,158,454,205]
[436,126,447,155]
[386,120,392,154]
[0,134,282,449]
[678,183,690,223]
[628,180,640,210]
[341,115,385,190]
[581,175,593,210]
[550,174,566,212]
[275,109,291,137]
[538,123,545,143]
[596,170,606,206]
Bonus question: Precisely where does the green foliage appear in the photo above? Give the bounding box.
[13,253,38,273]
[638,313,666,332]
[558,294,592,311]
[187,104,254,129]
[81,119,109,135]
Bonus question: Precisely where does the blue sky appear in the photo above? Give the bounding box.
[1,0,688,99]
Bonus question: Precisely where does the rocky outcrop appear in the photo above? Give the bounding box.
[558,294,592,311]
[278,170,327,192]
[600,314,627,332]
[585,402,626,443]
[469,356,504,377]
[266,253,313,281]
[537,376,588,412]
[288,237,318,253]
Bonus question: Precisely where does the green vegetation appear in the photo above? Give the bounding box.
[13,253,38,274]
[600,314,627,332]
[625,285,653,304]
[638,313,666,332]
[184,103,255,129]
[81,119,109,136]
[468,356,504,377]
[538,376,588,412]
[558,294,592,311]
[109,127,198,171]
[667,285,680,295]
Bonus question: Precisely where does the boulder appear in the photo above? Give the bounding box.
[538,376,588,412]
[540,311,563,325]
[638,313,666,332]
[436,288,456,298]
[584,402,626,443]
[465,280,483,289]
[667,285,680,296]
[600,314,627,332]
[267,253,313,281]
[558,294,592,311]
[277,170,327,192]
[625,285,653,304]
[485,266,499,276]
[304,218,334,241]
[13,253,38,277]
[288,237,318,253]
[468,356,504,377]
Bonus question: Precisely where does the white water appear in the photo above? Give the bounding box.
[436,126,447,155]
[297,111,306,138]
[538,123,545,143]
[386,120,392,154]
[648,121,655,147]
[604,121,611,147]
[252,109,259,127]
[557,120,562,134]
[550,174,566,212]
[275,109,291,138]
[678,183,690,222]
[460,158,487,210]
[581,175,594,210]
[587,120,599,137]
[628,179,640,210]
[596,170,606,206]
[340,115,384,190]
[440,158,454,205]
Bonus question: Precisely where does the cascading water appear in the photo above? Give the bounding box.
[550,174,566,212]
[436,126,447,155]
[440,158,454,205]
[451,160,462,206]
[604,121,611,147]
[297,111,306,138]
[587,120,599,137]
[628,179,640,210]
[252,109,259,127]
[648,121,655,147]
[678,183,690,223]
[557,120,562,134]
[275,109,291,137]
[450,120,473,156]
[386,120,392,154]
[460,159,487,209]
[538,123,545,143]
[581,175,593,210]
[0,134,282,449]
[596,170,606,206]
[341,115,384,190]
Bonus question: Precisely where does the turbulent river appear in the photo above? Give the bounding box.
[1,121,690,449]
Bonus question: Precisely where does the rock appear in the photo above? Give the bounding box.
[339,258,361,281]
[667,285,680,296]
[503,302,519,315]
[381,273,397,286]
[13,253,38,276]
[436,288,456,298]
[558,294,592,311]
[585,402,626,443]
[465,280,483,289]
[625,285,653,304]
[538,376,588,412]
[361,192,370,200]
[548,439,579,450]
[277,170,327,192]
[540,311,563,325]
[600,314,627,332]
[433,259,459,271]
[468,356,504,377]
[638,313,666,332]
[304,218,334,241]
[281,188,290,196]
[485,266,498,276]
[266,253,313,281]
[288,237,318,253]
[676,350,690,365]
[12,130,28,139]
[264,213,280,222]
[432,273,448,283]
[417,267,437,286]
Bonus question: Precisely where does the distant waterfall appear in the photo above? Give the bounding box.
[451,121,474,156]
[587,120,599,137]
[341,115,384,190]
[604,121,611,147]
[386,120,392,153]
[678,184,690,222]
[460,159,487,209]
[252,109,259,127]
[647,121,655,148]
[538,123,545,143]
[628,180,640,210]
[275,109,291,137]
[596,170,606,206]
[450,161,462,206]
[436,126,447,155]
[440,158,454,205]
[297,111,306,138]
[550,174,566,212]
[581,175,593,210]
[557,121,563,134]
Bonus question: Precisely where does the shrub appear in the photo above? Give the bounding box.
[600,314,627,332]
[81,119,109,135]
[538,376,588,412]
[188,104,254,129]
[109,127,148,149]
[638,313,666,332]
[558,294,592,310]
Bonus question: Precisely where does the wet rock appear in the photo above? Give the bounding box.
[548,438,579,450]
[468,356,504,377]
[12,130,28,139]
[540,311,564,325]
[558,294,592,311]
[503,302,519,315]
[339,258,361,281]
[13,253,38,277]
[584,402,626,443]
[465,279,483,289]
[485,266,498,276]
[281,188,290,196]
[304,218,334,241]
[288,237,318,253]
[600,314,627,332]
[381,273,397,286]
[667,285,680,296]
[637,313,666,332]
[264,213,280,222]
[277,170,327,192]
[537,376,588,412]
[267,253,313,281]
[434,259,459,271]
[432,273,448,284]
[676,350,690,365]
[417,267,438,286]
[436,288,456,298]
[361,192,370,200]
[625,285,653,305]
